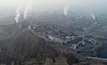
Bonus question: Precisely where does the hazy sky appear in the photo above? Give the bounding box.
[0,0,107,7]
[0,0,107,13]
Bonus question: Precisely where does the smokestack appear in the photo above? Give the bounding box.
[64,5,69,16]
[15,4,22,23]
[91,14,95,20]
[24,1,32,20]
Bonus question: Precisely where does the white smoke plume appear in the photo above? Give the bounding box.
[64,5,69,16]
[24,1,32,20]
[91,14,95,20]
[15,4,22,23]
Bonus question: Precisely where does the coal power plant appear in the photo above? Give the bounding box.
[0,0,107,65]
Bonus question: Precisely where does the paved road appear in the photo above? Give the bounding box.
[87,57,107,63]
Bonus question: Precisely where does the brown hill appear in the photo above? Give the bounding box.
[0,30,58,65]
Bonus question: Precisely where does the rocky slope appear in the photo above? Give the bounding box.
[0,30,58,65]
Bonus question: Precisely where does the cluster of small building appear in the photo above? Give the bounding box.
[71,37,98,50]
[26,22,99,51]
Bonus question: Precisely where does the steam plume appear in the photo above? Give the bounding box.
[24,1,32,19]
[64,5,69,16]
[91,14,95,20]
[15,4,21,23]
